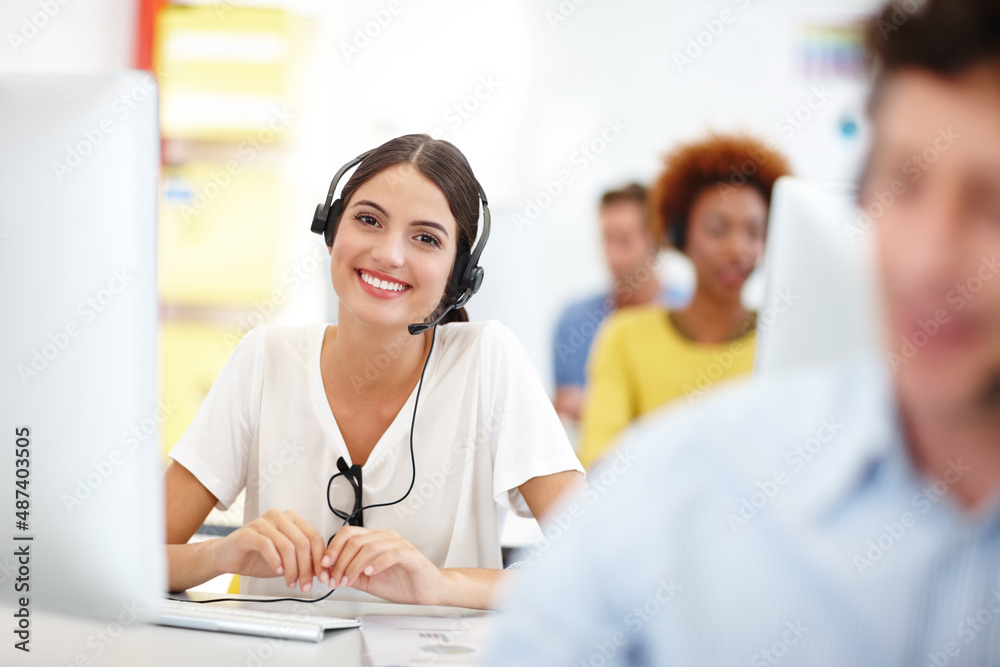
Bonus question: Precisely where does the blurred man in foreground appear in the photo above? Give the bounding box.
[486,0,1000,663]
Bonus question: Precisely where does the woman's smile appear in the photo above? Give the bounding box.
[356,268,412,299]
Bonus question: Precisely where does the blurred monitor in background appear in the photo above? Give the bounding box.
[551,183,689,427]
[0,72,165,625]
[753,177,882,376]
[578,135,791,469]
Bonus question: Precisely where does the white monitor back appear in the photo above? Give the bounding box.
[0,72,165,621]
[754,177,883,375]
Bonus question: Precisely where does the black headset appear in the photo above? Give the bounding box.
[668,215,686,250]
[310,148,491,334]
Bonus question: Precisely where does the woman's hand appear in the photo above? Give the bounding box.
[209,508,327,593]
[321,526,450,606]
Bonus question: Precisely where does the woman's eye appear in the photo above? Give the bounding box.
[415,233,441,248]
[355,213,378,226]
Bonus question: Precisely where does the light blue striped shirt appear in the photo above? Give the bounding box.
[485,360,1000,666]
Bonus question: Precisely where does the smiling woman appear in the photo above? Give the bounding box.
[163,134,584,610]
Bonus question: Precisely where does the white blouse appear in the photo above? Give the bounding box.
[169,320,582,598]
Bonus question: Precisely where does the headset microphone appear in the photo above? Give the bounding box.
[408,303,457,335]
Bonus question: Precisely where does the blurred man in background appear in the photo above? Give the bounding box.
[487,0,1000,663]
[552,184,688,424]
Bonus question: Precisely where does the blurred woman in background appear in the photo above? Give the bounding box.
[579,134,791,468]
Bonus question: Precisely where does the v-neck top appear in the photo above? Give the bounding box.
[310,325,424,471]
[169,320,582,599]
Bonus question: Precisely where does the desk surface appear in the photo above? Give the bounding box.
[4,593,496,667]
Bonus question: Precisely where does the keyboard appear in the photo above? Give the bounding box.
[158,598,361,642]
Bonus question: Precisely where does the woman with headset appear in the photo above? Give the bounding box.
[579,134,791,468]
[165,134,584,609]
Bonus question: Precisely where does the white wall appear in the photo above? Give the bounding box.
[0,0,135,71]
[1,0,885,391]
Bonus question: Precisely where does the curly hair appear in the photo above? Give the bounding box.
[649,134,792,250]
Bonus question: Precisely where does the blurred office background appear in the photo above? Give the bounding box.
[0,0,880,465]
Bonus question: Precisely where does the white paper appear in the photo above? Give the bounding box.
[360,613,497,666]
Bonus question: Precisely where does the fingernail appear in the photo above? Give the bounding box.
[340,576,349,587]
[276,566,283,575]
[321,556,331,567]
[302,582,312,593]
[364,566,374,576]
[319,571,329,583]
[288,581,295,589]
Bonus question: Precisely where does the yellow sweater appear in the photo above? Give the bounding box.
[579,305,755,468]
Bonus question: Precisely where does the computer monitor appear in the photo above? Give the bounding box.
[754,177,883,375]
[0,72,165,622]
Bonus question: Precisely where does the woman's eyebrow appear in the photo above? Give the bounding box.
[411,220,450,238]
[352,199,389,217]
[352,199,450,238]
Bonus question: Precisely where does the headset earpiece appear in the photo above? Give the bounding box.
[311,150,372,247]
[449,249,472,306]
[325,198,344,247]
[669,216,686,250]
[311,203,327,236]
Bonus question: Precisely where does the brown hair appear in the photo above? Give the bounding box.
[335,134,482,325]
[648,134,791,252]
[600,183,647,209]
[866,0,1000,110]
